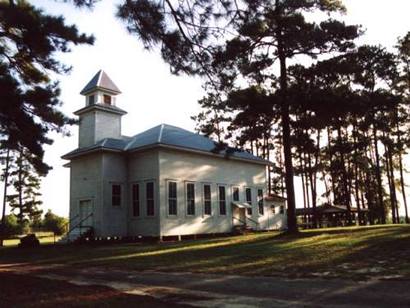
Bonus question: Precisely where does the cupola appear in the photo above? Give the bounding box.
[80,69,122,107]
[75,70,127,148]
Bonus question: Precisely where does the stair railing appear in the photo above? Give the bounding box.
[232,216,247,226]
[78,212,94,239]
[246,217,260,230]
[66,212,94,241]
[233,216,260,230]
[62,214,79,235]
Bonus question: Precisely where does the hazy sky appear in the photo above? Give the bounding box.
[5,0,410,216]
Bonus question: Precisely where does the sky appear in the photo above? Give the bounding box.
[4,0,410,217]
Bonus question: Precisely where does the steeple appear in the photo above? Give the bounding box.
[79,70,122,107]
[80,70,121,96]
[75,70,127,148]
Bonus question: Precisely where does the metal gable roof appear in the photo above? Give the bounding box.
[62,124,270,164]
[80,70,121,95]
[125,124,268,163]
[61,138,128,159]
[124,124,163,150]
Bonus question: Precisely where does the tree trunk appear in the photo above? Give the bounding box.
[314,130,321,196]
[398,151,409,223]
[323,172,331,204]
[359,170,367,223]
[314,130,321,225]
[303,152,311,209]
[337,126,352,224]
[364,131,376,224]
[353,123,362,224]
[267,142,272,195]
[299,152,308,226]
[17,152,24,225]
[364,169,375,225]
[276,10,297,232]
[256,141,259,157]
[307,147,317,228]
[1,149,10,247]
[327,128,336,204]
[373,125,386,224]
[396,115,409,223]
[277,137,285,197]
[300,153,307,209]
[385,142,398,223]
[388,146,400,223]
[280,83,297,232]
[384,143,396,223]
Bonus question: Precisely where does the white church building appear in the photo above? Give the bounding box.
[62,70,287,240]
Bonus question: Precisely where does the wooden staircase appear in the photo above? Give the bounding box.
[59,226,94,243]
[59,212,94,244]
[232,224,254,235]
[232,216,259,235]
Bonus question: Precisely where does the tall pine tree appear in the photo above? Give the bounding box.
[117,0,361,232]
[0,0,93,244]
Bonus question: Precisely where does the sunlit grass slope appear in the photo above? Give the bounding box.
[3,233,59,247]
[1,225,409,279]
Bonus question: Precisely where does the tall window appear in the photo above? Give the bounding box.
[146,182,154,216]
[232,187,239,202]
[203,184,211,215]
[112,184,121,206]
[258,189,264,215]
[88,94,95,105]
[103,94,112,105]
[132,184,140,216]
[168,181,177,215]
[219,186,226,215]
[186,183,195,215]
[280,205,285,215]
[246,188,252,215]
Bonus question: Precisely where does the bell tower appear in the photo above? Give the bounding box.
[75,70,127,148]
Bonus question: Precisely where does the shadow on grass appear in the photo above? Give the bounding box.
[0,272,186,307]
[80,225,410,275]
[0,233,276,265]
[278,224,406,239]
[1,225,409,279]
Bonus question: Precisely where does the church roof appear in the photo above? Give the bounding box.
[62,124,269,165]
[80,70,121,95]
[61,138,128,159]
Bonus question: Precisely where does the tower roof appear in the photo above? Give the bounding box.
[80,70,121,95]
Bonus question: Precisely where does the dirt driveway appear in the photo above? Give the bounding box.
[3,264,410,307]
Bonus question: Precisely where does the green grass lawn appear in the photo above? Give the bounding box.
[1,225,409,279]
[3,233,60,247]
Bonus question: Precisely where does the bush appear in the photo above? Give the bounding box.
[1,214,19,237]
[18,234,40,248]
[42,210,68,235]
[1,214,30,237]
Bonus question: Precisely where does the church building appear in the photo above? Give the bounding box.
[62,70,287,241]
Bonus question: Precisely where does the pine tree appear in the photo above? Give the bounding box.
[7,150,43,226]
[396,32,410,223]
[0,0,94,171]
[0,0,93,244]
[116,0,361,232]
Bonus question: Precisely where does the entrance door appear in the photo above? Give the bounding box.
[79,199,93,228]
[233,206,246,226]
